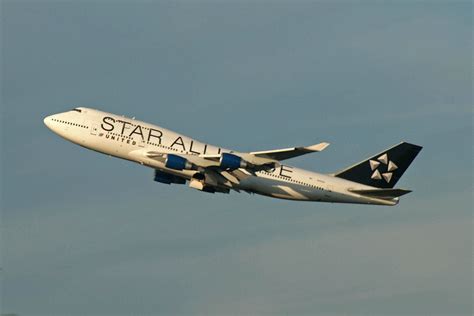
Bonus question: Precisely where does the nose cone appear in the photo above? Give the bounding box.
[43,115,52,129]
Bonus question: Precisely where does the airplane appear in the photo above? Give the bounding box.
[44,107,422,206]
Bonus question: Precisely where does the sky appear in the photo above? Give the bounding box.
[1,1,472,316]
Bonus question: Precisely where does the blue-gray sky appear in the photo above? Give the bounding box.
[1,1,472,315]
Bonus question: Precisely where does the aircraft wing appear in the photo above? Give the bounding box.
[146,151,220,168]
[134,146,327,193]
[136,140,329,174]
[249,142,330,161]
[142,142,329,174]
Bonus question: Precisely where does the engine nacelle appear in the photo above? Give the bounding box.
[219,153,248,170]
[165,154,193,170]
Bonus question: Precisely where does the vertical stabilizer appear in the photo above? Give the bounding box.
[334,142,422,188]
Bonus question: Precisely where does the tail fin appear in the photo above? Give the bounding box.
[334,142,422,188]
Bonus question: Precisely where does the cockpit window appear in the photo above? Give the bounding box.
[71,108,82,113]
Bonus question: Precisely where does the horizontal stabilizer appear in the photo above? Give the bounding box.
[349,188,412,198]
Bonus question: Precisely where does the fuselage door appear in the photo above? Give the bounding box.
[90,123,98,135]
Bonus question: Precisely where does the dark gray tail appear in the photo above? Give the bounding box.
[334,142,422,188]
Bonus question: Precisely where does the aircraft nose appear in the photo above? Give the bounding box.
[43,115,53,129]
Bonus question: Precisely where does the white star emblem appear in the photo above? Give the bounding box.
[370,154,398,183]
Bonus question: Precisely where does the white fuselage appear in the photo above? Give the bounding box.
[44,107,398,205]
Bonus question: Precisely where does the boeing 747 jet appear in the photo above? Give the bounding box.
[44,107,422,206]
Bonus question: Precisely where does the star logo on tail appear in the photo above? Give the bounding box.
[369,153,398,183]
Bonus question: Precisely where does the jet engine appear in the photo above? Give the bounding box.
[165,154,194,170]
[219,153,248,170]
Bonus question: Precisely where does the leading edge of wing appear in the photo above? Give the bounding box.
[249,142,330,161]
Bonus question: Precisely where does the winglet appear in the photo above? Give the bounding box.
[305,142,330,152]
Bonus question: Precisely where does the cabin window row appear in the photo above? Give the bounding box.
[51,118,87,129]
[261,171,324,190]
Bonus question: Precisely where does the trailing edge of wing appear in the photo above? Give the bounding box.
[249,142,330,161]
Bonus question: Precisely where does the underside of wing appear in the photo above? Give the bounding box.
[135,144,328,194]
[146,151,220,168]
[141,150,243,193]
